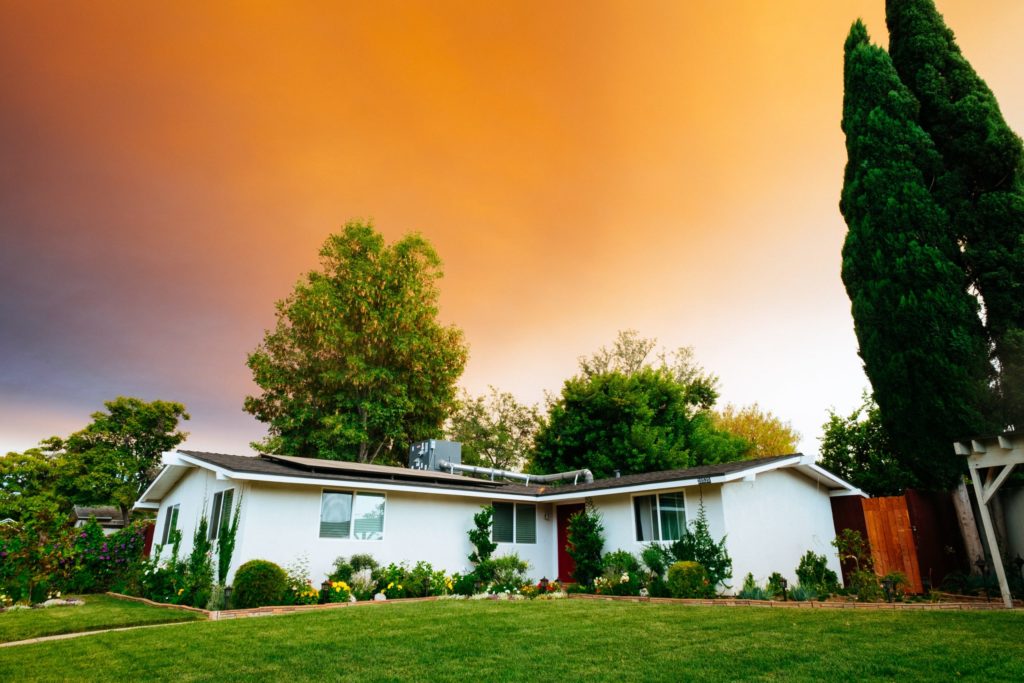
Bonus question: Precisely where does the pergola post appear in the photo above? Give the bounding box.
[956,435,1023,609]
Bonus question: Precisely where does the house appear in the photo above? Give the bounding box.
[72,506,126,535]
[134,444,864,591]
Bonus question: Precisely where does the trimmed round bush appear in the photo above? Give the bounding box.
[667,561,710,599]
[231,560,288,609]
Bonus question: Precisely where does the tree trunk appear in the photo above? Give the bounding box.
[952,481,984,574]
[989,487,1009,557]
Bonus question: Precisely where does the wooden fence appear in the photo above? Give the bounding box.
[861,496,923,594]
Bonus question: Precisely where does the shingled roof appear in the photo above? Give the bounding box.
[165,450,823,497]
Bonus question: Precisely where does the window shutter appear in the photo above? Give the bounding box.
[492,503,514,543]
[515,504,536,544]
[220,489,234,536]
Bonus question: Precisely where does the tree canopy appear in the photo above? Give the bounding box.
[839,20,995,491]
[711,403,800,459]
[530,332,747,479]
[45,397,190,523]
[245,221,468,463]
[886,0,1024,424]
[818,392,914,497]
[446,387,540,471]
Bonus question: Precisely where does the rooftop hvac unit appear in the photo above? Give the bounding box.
[408,440,462,472]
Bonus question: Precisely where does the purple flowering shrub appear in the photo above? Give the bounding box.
[0,514,152,604]
[65,519,150,593]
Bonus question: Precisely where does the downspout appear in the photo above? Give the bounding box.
[438,460,594,485]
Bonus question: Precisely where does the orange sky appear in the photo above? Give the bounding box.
[2,1,1024,456]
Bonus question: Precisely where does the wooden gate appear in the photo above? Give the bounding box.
[862,496,923,594]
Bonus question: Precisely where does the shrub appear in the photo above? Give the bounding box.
[795,550,839,596]
[491,554,530,592]
[282,555,319,606]
[182,515,215,608]
[323,580,352,603]
[329,557,354,584]
[603,550,641,575]
[789,584,817,602]
[231,560,288,608]
[468,507,498,583]
[350,553,379,574]
[670,503,731,592]
[349,568,376,601]
[737,573,770,601]
[766,572,787,599]
[640,544,673,579]
[451,572,477,596]
[566,504,605,588]
[667,561,711,599]
[374,563,411,599]
[595,567,642,596]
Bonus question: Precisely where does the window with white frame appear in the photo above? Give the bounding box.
[160,504,180,545]
[209,488,235,541]
[633,492,686,542]
[319,491,385,540]
[492,502,536,544]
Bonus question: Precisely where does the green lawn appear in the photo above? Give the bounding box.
[0,599,1021,681]
[0,594,203,644]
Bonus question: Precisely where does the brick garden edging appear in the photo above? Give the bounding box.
[108,591,1018,619]
[106,591,439,621]
[566,592,1019,610]
[209,596,439,621]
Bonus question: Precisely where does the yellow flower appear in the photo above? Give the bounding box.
[177,589,184,595]
[387,582,394,589]
[397,584,403,591]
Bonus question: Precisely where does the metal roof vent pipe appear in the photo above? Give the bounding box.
[437,460,594,485]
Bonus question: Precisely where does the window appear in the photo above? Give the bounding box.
[160,504,180,545]
[492,502,536,544]
[320,491,385,540]
[634,492,686,542]
[209,489,235,541]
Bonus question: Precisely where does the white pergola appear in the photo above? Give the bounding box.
[954,433,1023,609]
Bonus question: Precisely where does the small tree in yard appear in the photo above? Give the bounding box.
[468,506,498,584]
[567,504,605,588]
[670,503,732,592]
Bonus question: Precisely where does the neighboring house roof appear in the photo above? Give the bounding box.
[136,449,864,509]
[72,506,125,527]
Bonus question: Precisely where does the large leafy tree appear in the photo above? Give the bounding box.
[819,393,914,497]
[839,21,995,491]
[712,403,800,459]
[886,0,1024,423]
[46,397,190,524]
[531,332,747,479]
[0,448,64,522]
[446,388,540,471]
[245,221,468,463]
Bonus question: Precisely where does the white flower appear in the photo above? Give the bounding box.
[621,573,630,583]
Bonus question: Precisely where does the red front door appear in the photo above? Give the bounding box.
[556,503,585,583]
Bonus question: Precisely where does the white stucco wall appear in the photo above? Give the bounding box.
[154,468,557,584]
[595,485,726,557]
[152,464,844,590]
[152,467,245,563]
[719,469,842,590]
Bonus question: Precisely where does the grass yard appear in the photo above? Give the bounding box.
[1,599,1022,681]
[0,594,203,644]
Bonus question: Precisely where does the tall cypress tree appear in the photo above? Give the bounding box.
[887,0,1024,422]
[839,21,994,490]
